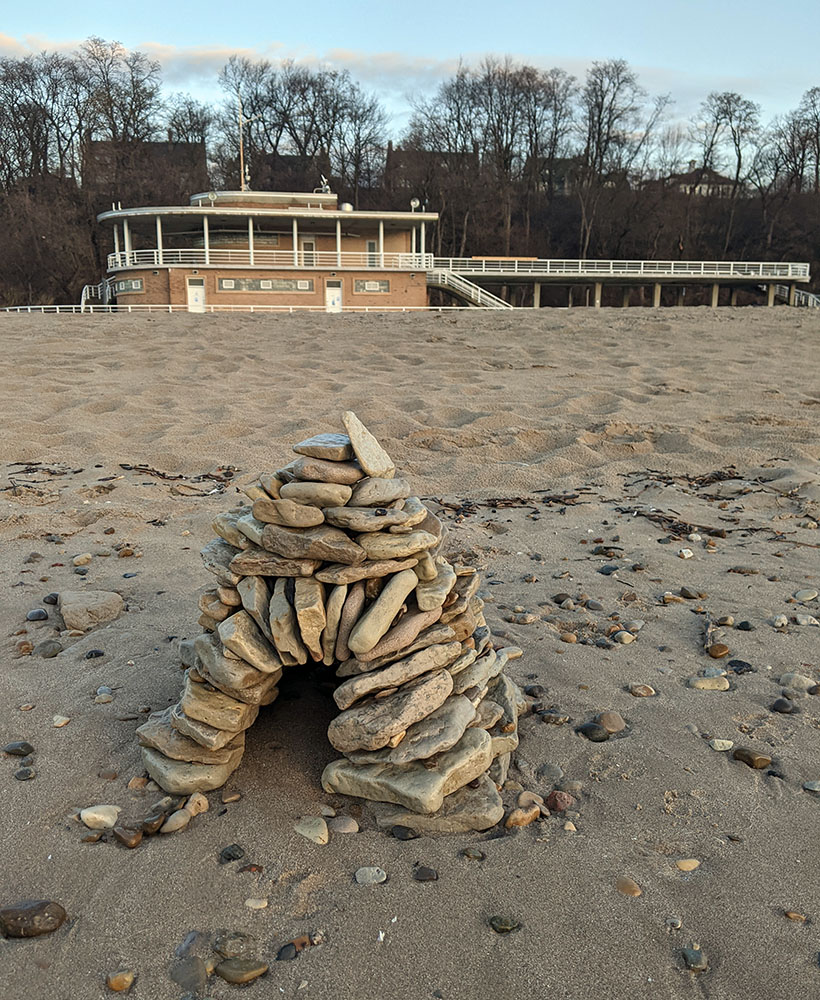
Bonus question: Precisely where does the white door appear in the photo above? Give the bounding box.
[367,240,378,267]
[186,277,205,313]
[325,280,342,313]
[301,239,316,266]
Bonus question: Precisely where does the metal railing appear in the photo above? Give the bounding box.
[433,257,811,279]
[774,283,820,307]
[107,249,434,271]
[1,303,476,315]
[427,270,513,309]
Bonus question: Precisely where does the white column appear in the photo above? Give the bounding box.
[420,221,426,257]
[155,216,163,265]
[113,225,120,255]
[203,216,210,264]
[533,283,541,309]
[123,219,132,257]
[248,217,254,266]
[292,219,299,266]
[378,220,384,267]
[411,227,416,255]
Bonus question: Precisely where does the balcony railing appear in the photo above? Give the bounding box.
[107,249,434,271]
[433,257,811,279]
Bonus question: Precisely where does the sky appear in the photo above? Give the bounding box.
[2,0,818,133]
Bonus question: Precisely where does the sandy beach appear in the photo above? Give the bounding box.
[1,309,819,1000]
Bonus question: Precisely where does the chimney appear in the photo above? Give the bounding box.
[689,159,696,172]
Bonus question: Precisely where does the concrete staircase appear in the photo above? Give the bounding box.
[427,270,513,309]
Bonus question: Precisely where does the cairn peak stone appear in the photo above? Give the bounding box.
[342,411,395,478]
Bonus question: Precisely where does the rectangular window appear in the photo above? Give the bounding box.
[115,278,143,293]
[354,279,390,293]
[217,277,314,292]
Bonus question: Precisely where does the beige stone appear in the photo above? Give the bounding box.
[58,590,124,631]
[315,557,419,585]
[342,410,395,478]
[251,497,325,527]
[200,539,242,587]
[335,581,366,661]
[137,707,245,764]
[198,591,233,622]
[195,634,280,705]
[448,647,478,676]
[292,432,353,461]
[180,674,259,733]
[337,622,458,676]
[348,569,420,655]
[416,557,457,611]
[279,481,353,507]
[258,471,284,498]
[238,480,268,502]
[170,702,238,750]
[294,578,326,660]
[291,455,363,485]
[369,773,503,833]
[358,530,436,561]
[344,693,476,764]
[322,584,348,666]
[393,496,428,528]
[471,698,504,730]
[217,585,242,606]
[414,551,437,582]
[238,576,273,640]
[327,669,454,752]
[235,513,266,546]
[229,545,319,578]
[198,613,219,632]
[486,670,522,736]
[349,477,410,507]
[260,523,365,565]
[212,512,250,549]
[322,727,492,814]
[324,505,409,532]
[268,579,308,665]
[141,745,244,795]
[335,642,463,710]
[452,649,500,696]
[218,611,281,674]
[357,607,443,664]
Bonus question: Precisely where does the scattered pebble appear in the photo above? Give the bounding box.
[73,553,92,566]
[35,639,63,659]
[221,790,242,803]
[169,956,208,992]
[42,593,58,605]
[53,715,70,728]
[505,805,540,828]
[3,740,34,756]
[707,643,730,659]
[546,790,575,813]
[596,711,626,734]
[675,859,700,872]
[489,915,520,934]
[785,911,807,922]
[413,866,438,882]
[708,739,734,752]
[391,825,419,840]
[328,815,359,834]
[616,876,642,897]
[733,747,772,770]
[105,969,135,992]
[559,632,577,643]
[354,866,387,885]
[629,684,655,698]
[461,847,485,861]
[771,697,798,714]
[794,589,818,602]
[682,946,708,972]
[678,548,694,559]
[244,898,268,910]
[802,780,820,794]
[612,630,635,644]
[577,722,609,741]
[113,826,142,849]
[85,649,105,659]
[14,767,35,780]
[218,843,245,864]
[80,805,121,829]
[160,809,192,834]
[0,899,67,938]
[688,676,730,691]
[26,609,48,621]
[294,816,329,845]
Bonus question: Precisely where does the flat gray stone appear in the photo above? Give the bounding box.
[170,702,238,750]
[238,576,273,640]
[370,773,504,833]
[292,432,353,461]
[218,611,281,673]
[354,608,444,664]
[212,512,250,549]
[269,578,308,665]
[251,498,324,527]
[58,590,124,631]
[322,727,492,814]
[229,544,319,578]
[315,557,420,585]
[200,539,242,587]
[137,707,245,764]
[337,622,457,676]
[324,506,409,532]
[357,530,437,561]
[294,578,326,661]
[416,558,457,611]
[260,523,365,565]
[291,455,363,485]
[335,581,366,661]
[141,745,244,794]
[345,694,476,764]
[349,477,410,507]
[180,674,259,733]
[279,481,353,508]
[348,569,420,655]
[327,669,454,752]
[334,642,463,710]
[322,584,348,666]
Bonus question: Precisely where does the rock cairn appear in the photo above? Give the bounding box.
[137,411,525,833]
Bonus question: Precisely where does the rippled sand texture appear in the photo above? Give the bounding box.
[3,310,818,491]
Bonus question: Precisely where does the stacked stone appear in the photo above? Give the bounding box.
[136,411,525,832]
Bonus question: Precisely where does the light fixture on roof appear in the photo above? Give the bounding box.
[410,198,420,211]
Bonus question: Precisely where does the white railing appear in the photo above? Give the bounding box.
[434,257,811,279]
[107,249,434,271]
[1,303,475,315]
[80,277,117,310]
[774,283,820,307]
[427,270,513,309]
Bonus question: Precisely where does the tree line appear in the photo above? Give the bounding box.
[1,38,819,304]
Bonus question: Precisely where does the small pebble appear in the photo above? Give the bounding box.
[616,876,642,897]
[505,805,540,828]
[85,649,104,659]
[489,915,520,934]
[413,866,438,882]
[559,632,577,643]
[26,609,48,621]
[794,589,818,602]
[666,915,683,931]
[354,866,387,885]
[577,722,609,742]
[802,780,820,794]
[42,593,58,605]
[709,739,734,752]
[461,847,485,861]
[112,826,143,849]
[277,943,298,961]
[771,697,797,714]
[218,843,245,864]
[678,548,694,559]
[736,620,754,631]
[785,911,807,922]
[221,790,242,803]
[294,816,329,845]
[676,859,700,872]
[14,767,35,780]
[94,694,114,704]
[688,676,730,691]
[106,969,136,992]
[328,815,358,834]
[612,630,635,644]
[214,959,269,985]
[80,805,121,829]
[629,684,655,698]
[707,643,730,659]
[733,747,772,769]
[682,946,708,972]
[244,897,268,909]
[53,716,70,727]
[73,553,92,566]
[391,825,419,840]
[3,740,34,756]
[596,711,626,734]
[546,790,575,813]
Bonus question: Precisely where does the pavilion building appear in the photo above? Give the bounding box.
[96,189,438,311]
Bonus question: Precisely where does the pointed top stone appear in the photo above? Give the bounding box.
[342,411,395,479]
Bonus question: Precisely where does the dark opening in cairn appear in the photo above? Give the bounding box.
[137,412,525,833]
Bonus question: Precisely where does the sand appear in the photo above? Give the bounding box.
[0,309,819,999]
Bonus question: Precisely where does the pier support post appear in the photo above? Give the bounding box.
[676,287,685,306]
[594,282,603,308]
[730,287,738,306]
[622,287,630,308]
[767,283,776,307]
[652,283,662,308]
[710,283,719,308]
[567,287,573,308]
[533,282,541,309]
[788,283,796,306]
